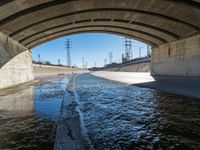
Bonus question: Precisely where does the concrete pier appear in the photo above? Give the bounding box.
[152,34,200,77]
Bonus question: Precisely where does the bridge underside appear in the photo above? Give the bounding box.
[0,0,199,88]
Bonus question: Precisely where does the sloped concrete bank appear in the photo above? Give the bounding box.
[103,62,150,72]
[91,71,200,99]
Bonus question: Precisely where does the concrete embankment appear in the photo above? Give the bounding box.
[103,62,150,72]
[91,71,200,99]
[33,64,88,77]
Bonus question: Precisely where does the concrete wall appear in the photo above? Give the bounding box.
[0,50,34,89]
[33,64,88,77]
[0,31,34,89]
[0,31,27,68]
[151,34,200,77]
[103,62,150,72]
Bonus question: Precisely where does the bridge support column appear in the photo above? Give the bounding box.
[0,31,34,89]
[151,34,200,77]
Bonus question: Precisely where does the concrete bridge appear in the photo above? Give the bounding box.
[0,0,199,89]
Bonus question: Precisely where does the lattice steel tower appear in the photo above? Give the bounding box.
[124,38,132,61]
[65,39,71,67]
[109,52,113,64]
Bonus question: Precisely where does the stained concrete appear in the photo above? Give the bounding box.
[152,34,200,77]
[54,76,91,150]
[0,50,34,89]
[0,0,199,48]
[0,31,27,68]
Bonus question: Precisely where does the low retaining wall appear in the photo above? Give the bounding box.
[103,62,150,72]
[33,64,88,76]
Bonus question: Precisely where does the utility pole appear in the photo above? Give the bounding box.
[38,54,41,63]
[85,61,88,68]
[147,45,151,57]
[109,52,113,64]
[139,47,142,58]
[58,59,61,65]
[82,57,85,68]
[104,58,107,67]
[124,38,132,61]
[65,39,71,67]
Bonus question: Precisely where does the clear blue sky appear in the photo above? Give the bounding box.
[32,33,149,68]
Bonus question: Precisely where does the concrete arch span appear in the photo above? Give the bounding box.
[0,0,199,89]
[0,0,199,47]
[26,25,166,49]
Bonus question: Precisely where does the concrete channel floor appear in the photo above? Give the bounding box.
[91,71,200,99]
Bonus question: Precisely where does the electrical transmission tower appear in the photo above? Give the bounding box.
[65,39,71,67]
[109,52,113,64]
[124,38,132,61]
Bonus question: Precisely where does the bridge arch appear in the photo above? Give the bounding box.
[0,0,199,89]
[0,0,199,48]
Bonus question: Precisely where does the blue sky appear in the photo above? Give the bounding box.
[32,33,148,68]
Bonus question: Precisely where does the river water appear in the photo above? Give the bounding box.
[74,74,200,150]
[0,76,68,150]
[0,73,200,150]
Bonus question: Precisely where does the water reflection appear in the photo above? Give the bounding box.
[0,86,34,117]
[0,76,68,150]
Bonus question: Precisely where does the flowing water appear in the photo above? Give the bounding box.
[0,76,68,150]
[0,73,200,150]
[74,74,200,150]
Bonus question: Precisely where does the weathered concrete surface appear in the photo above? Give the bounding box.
[152,34,200,77]
[33,64,89,77]
[0,50,34,89]
[91,71,200,99]
[0,0,199,87]
[0,31,27,68]
[0,0,199,48]
[54,76,91,150]
[103,62,150,72]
